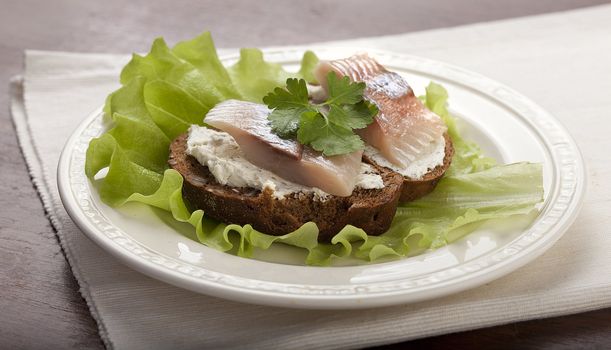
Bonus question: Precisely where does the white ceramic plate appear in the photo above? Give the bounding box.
[58,47,585,309]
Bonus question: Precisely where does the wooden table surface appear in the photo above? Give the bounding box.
[2,1,611,349]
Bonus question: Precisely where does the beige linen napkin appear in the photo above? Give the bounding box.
[10,5,611,349]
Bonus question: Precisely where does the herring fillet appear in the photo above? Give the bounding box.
[315,54,447,168]
[204,100,363,196]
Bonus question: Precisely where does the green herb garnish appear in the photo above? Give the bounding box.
[263,73,378,156]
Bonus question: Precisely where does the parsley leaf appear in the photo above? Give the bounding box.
[297,111,365,156]
[263,78,315,137]
[325,73,367,105]
[267,109,303,137]
[264,72,377,156]
[263,78,310,109]
[327,102,376,130]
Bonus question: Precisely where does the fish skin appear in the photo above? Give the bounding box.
[315,54,447,168]
[205,99,363,196]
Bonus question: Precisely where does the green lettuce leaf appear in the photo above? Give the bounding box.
[85,32,543,265]
[298,50,320,84]
[227,48,318,102]
[422,82,497,175]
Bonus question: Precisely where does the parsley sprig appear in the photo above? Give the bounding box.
[262,73,378,156]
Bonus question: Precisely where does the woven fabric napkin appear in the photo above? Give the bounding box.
[10,5,611,349]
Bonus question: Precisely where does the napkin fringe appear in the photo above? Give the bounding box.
[9,76,113,350]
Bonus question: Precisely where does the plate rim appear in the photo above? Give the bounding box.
[57,47,586,309]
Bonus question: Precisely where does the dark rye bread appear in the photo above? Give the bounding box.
[169,133,404,242]
[363,132,454,203]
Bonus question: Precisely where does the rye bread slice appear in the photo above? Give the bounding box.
[363,132,454,203]
[169,133,404,242]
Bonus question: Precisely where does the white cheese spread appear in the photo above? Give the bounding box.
[186,125,384,199]
[364,136,446,179]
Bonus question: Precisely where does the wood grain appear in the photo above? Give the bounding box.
[1,1,610,349]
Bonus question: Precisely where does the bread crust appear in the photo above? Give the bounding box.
[363,132,454,202]
[169,134,404,242]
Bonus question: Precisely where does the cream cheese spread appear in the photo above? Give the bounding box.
[186,125,384,199]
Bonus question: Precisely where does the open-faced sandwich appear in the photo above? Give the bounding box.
[169,54,454,241]
[85,32,543,265]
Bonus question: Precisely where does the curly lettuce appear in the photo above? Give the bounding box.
[85,32,543,265]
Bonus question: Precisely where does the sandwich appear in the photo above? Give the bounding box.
[168,54,454,241]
